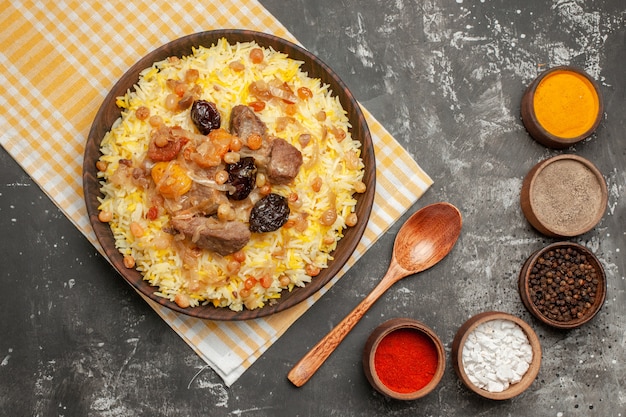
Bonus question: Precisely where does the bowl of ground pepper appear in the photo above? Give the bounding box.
[362,318,445,400]
[520,154,607,238]
[518,242,606,329]
[521,66,603,149]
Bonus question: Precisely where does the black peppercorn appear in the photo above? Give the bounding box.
[528,247,600,323]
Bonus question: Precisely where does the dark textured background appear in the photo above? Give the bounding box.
[1,0,625,415]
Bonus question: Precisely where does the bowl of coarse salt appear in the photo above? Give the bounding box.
[451,311,542,400]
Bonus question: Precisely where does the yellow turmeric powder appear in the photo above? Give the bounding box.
[533,70,600,139]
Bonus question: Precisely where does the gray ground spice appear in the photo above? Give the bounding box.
[531,159,603,235]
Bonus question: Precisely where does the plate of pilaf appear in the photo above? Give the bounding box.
[83,30,375,320]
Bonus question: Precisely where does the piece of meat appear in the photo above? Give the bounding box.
[170,216,250,256]
[266,137,303,185]
[177,183,229,216]
[229,105,267,142]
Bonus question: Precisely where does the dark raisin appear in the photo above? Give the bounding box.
[249,193,290,233]
[226,157,257,200]
[190,100,221,135]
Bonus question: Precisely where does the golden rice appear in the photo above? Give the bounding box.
[97,38,365,311]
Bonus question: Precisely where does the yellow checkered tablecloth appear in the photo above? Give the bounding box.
[0,0,432,385]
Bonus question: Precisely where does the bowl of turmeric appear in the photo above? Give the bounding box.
[521,66,603,149]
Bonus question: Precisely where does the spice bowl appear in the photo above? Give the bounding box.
[518,242,606,329]
[362,318,445,400]
[451,311,541,400]
[520,154,607,238]
[521,65,603,149]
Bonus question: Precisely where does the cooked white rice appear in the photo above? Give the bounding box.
[97,38,365,311]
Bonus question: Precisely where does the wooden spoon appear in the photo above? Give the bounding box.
[288,202,462,387]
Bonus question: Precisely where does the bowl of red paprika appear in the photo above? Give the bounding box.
[362,318,445,400]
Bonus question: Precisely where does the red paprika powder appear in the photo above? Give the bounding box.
[373,328,439,393]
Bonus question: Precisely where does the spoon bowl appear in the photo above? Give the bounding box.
[288,202,462,387]
[395,202,465,273]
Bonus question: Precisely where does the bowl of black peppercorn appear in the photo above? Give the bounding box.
[518,242,606,329]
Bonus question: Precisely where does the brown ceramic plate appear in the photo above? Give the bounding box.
[83,30,376,320]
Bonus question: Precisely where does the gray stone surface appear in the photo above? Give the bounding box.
[1,0,625,415]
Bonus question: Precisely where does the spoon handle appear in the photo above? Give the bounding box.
[287,262,405,387]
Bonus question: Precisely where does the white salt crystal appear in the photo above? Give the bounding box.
[461,319,533,393]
